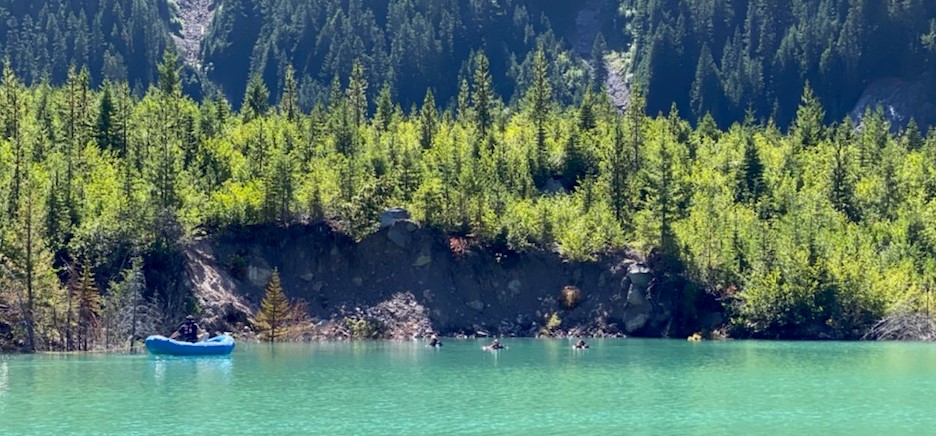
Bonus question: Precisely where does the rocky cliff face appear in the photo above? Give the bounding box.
[849,77,936,130]
[185,221,712,339]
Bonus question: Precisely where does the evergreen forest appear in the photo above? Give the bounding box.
[0,0,935,350]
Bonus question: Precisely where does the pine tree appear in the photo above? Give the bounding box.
[419,89,437,149]
[347,60,368,128]
[157,50,182,98]
[792,82,825,149]
[625,83,646,173]
[96,82,116,151]
[243,73,270,123]
[591,32,608,88]
[256,268,291,342]
[472,51,494,136]
[280,65,299,122]
[1,61,25,220]
[76,261,101,351]
[736,132,765,203]
[578,87,597,131]
[264,148,295,223]
[375,82,394,131]
[605,118,629,225]
[830,123,859,222]
[527,46,552,184]
[690,44,719,121]
[456,78,472,123]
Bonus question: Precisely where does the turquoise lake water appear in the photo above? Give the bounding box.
[2,339,936,435]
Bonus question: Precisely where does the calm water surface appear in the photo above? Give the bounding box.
[1,339,935,435]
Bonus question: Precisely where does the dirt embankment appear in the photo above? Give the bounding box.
[185,221,717,340]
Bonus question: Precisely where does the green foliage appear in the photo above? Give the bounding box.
[0,48,934,346]
[347,317,380,340]
[539,311,562,336]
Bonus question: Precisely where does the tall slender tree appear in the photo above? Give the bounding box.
[472,51,494,136]
[256,268,291,342]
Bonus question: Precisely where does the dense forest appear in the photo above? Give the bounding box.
[626,0,936,127]
[1,1,936,351]
[202,0,601,109]
[1,48,935,351]
[0,0,175,90]
[3,1,936,129]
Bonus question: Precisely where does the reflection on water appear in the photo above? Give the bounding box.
[151,355,234,385]
[0,361,7,396]
[4,340,936,434]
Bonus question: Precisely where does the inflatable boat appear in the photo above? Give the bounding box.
[145,334,235,356]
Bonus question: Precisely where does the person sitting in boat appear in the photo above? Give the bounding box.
[170,315,201,343]
[429,335,442,347]
[489,338,504,350]
[573,340,589,349]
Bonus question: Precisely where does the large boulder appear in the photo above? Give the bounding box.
[626,263,652,288]
[380,208,411,228]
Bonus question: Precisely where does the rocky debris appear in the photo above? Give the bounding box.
[171,0,215,69]
[849,77,936,130]
[605,52,632,111]
[302,292,433,340]
[185,243,254,330]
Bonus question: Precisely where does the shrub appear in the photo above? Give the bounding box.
[347,317,381,339]
[560,285,582,309]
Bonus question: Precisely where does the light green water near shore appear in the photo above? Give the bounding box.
[2,339,935,434]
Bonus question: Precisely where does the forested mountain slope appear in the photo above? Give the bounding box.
[2,1,936,129]
[0,0,175,89]
[624,0,936,127]
[201,0,608,109]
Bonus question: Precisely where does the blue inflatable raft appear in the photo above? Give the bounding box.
[145,334,235,356]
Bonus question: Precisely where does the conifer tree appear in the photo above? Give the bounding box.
[792,82,825,149]
[280,65,299,122]
[256,268,291,342]
[605,119,629,225]
[419,89,437,149]
[264,148,295,223]
[591,32,608,88]
[1,62,25,219]
[76,261,101,351]
[690,44,719,121]
[527,46,552,184]
[736,132,765,203]
[456,78,472,123]
[96,82,116,151]
[243,73,270,123]
[472,51,494,136]
[578,87,597,131]
[625,83,646,173]
[347,60,368,128]
[375,82,394,131]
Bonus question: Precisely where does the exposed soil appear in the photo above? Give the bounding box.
[184,221,713,341]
